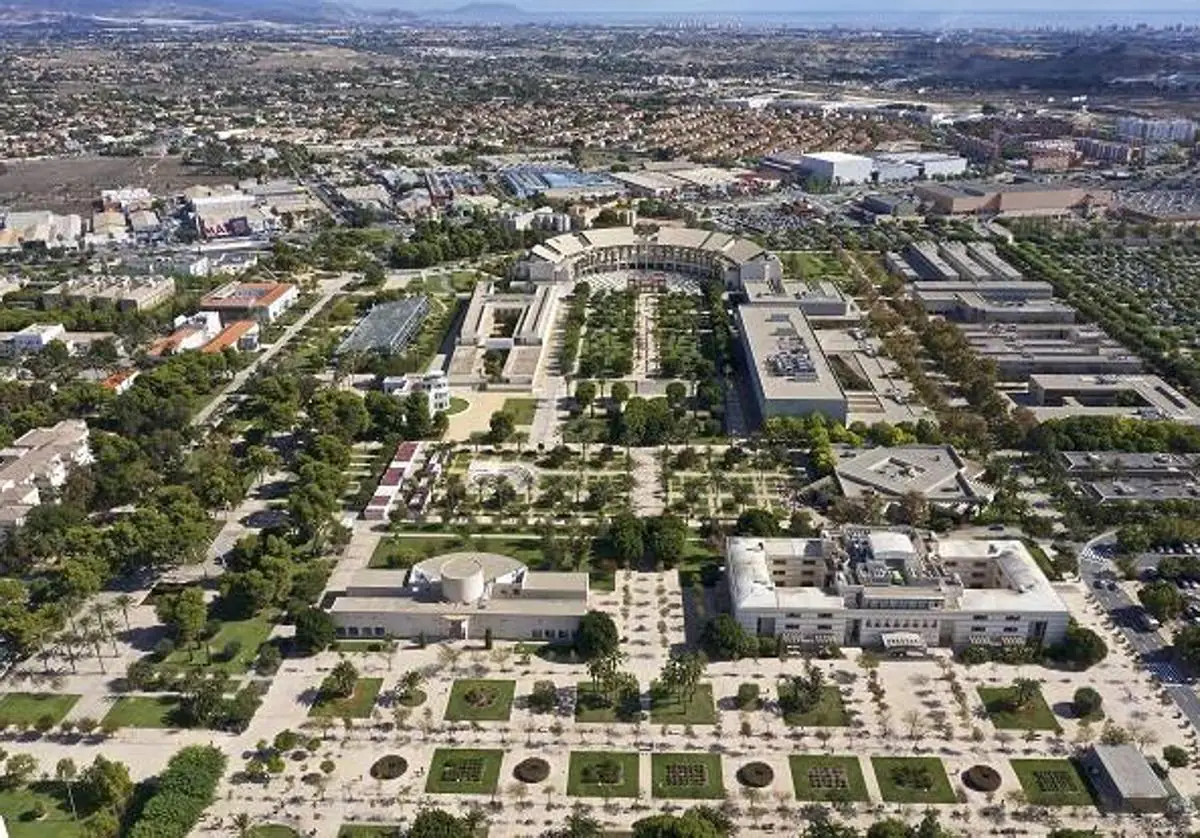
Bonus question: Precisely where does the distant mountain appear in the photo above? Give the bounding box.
[0,0,415,24]
[444,2,525,19]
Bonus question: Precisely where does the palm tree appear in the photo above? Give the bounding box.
[56,758,77,820]
[114,594,135,631]
[76,616,106,674]
[91,603,119,656]
[1012,677,1041,710]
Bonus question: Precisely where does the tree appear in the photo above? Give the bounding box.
[1072,686,1102,719]
[408,808,472,838]
[734,508,780,537]
[1175,624,1200,668]
[487,410,515,443]
[575,611,619,661]
[606,512,644,566]
[1138,580,1184,622]
[1011,677,1041,710]
[321,659,359,699]
[542,810,603,838]
[2,753,37,788]
[866,819,911,838]
[294,607,337,655]
[57,758,78,820]
[646,514,688,568]
[529,680,558,714]
[156,586,207,650]
[632,809,724,838]
[699,615,756,661]
[1163,744,1190,768]
[610,381,631,409]
[575,380,597,416]
[1047,621,1107,669]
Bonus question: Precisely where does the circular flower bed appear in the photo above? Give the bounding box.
[398,689,426,708]
[513,757,550,783]
[962,764,1002,793]
[736,762,774,788]
[369,755,408,781]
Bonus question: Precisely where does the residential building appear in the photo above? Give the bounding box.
[43,275,175,312]
[199,281,298,324]
[328,552,591,642]
[1115,117,1197,144]
[0,420,92,530]
[8,323,68,355]
[727,531,1069,652]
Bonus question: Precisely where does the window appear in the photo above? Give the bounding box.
[785,623,800,630]
[1005,615,1020,622]
[558,629,569,639]
[531,629,543,639]
[971,627,986,633]
[374,627,385,637]
[1003,627,1019,634]
[335,627,347,637]
[348,626,360,637]
[818,613,833,619]
[973,615,987,622]
[817,624,832,631]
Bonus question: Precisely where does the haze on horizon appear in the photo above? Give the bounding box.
[379,0,1200,12]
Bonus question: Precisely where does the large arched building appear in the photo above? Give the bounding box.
[516,226,782,288]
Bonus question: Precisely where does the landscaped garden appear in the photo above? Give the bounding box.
[308,678,383,719]
[978,682,1062,732]
[156,614,274,675]
[102,695,182,729]
[444,679,515,722]
[788,755,870,803]
[425,749,503,796]
[575,682,642,723]
[500,398,538,426]
[650,753,724,800]
[1010,759,1096,807]
[648,683,717,725]
[577,289,637,379]
[870,757,956,804]
[777,684,851,727]
[0,783,92,837]
[0,693,80,727]
[567,751,640,799]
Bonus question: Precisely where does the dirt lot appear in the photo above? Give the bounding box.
[0,156,229,214]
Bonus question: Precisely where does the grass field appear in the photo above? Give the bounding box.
[871,757,956,804]
[650,753,724,800]
[160,614,274,674]
[778,685,852,727]
[444,680,516,722]
[446,397,470,416]
[575,683,642,724]
[788,755,870,803]
[425,749,503,795]
[309,678,383,719]
[102,695,181,729]
[978,686,1062,732]
[567,752,640,799]
[649,684,717,725]
[0,693,80,727]
[501,398,538,426]
[1011,759,1097,807]
[0,784,90,837]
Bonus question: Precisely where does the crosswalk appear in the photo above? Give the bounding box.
[1145,661,1191,685]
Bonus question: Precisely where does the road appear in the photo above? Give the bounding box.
[1078,534,1200,731]
[191,276,350,428]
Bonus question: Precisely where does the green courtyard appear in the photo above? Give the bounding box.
[0,693,80,727]
[649,683,717,725]
[309,678,384,719]
[978,686,1062,732]
[444,679,516,722]
[650,753,724,800]
[788,755,870,803]
[1011,759,1097,807]
[778,685,852,727]
[871,757,956,805]
[567,752,641,799]
[425,749,503,795]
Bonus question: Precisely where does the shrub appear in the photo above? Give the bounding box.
[528,680,558,714]
[369,755,408,780]
[1163,745,1190,768]
[126,745,226,838]
[735,683,761,711]
[513,757,550,783]
[736,762,773,788]
[962,764,1002,792]
[1072,687,1103,718]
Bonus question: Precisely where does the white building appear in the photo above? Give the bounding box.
[0,420,92,530]
[9,323,68,355]
[329,552,590,642]
[736,305,847,422]
[797,152,875,185]
[1115,117,1197,144]
[382,370,451,414]
[727,530,1069,651]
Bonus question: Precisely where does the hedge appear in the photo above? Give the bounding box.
[127,745,227,838]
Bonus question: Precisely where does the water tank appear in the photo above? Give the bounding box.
[441,556,485,604]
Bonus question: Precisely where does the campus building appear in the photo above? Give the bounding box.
[1082,745,1171,814]
[336,297,430,356]
[448,281,559,386]
[328,552,590,642]
[736,305,847,422]
[43,275,175,312]
[834,445,992,512]
[516,227,782,289]
[199,281,298,325]
[382,370,451,414]
[727,530,1069,651]
[916,182,1112,217]
[1020,374,1200,424]
[0,420,92,530]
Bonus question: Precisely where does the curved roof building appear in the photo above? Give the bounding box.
[516,226,782,288]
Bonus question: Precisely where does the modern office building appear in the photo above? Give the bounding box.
[834,445,992,512]
[736,305,847,422]
[1023,374,1200,424]
[957,323,1140,380]
[328,552,591,642]
[337,297,430,356]
[727,531,1069,651]
[911,286,1076,324]
[448,281,559,386]
[904,242,960,280]
[517,227,782,289]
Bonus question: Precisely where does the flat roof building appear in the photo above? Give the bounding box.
[1022,374,1200,424]
[1083,745,1171,814]
[199,281,298,325]
[835,445,992,510]
[957,323,1140,380]
[43,275,175,312]
[0,420,92,530]
[736,305,847,423]
[916,182,1112,217]
[728,531,1069,651]
[797,152,875,185]
[328,551,591,643]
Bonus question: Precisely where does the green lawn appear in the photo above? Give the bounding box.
[651,753,724,800]
[789,755,870,803]
[248,827,301,838]
[102,695,181,729]
[444,679,515,722]
[309,678,384,719]
[501,398,538,426]
[425,749,503,795]
[0,784,91,838]
[978,686,1062,732]
[160,614,274,674]
[575,683,642,723]
[0,693,80,727]
[649,683,717,725]
[567,752,641,799]
[446,397,470,416]
[871,757,956,804]
[1011,759,1097,807]
[778,685,852,727]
